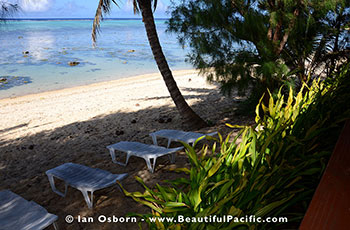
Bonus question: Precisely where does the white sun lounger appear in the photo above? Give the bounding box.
[0,190,58,230]
[106,141,183,173]
[149,129,218,148]
[45,163,128,209]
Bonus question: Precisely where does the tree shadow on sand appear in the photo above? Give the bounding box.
[0,86,254,230]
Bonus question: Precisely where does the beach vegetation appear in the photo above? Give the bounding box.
[119,63,350,229]
[92,0,208,129]
[167,0,350,107]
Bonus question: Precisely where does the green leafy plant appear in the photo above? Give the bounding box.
[167,0,349,102]
[120,64,350,229]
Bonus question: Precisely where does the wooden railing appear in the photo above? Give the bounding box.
[300,120,350,230]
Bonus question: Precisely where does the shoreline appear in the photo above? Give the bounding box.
[0,69,199,103]
[1,68,237,144]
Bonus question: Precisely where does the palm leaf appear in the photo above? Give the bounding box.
[1,2,19,19]
[92,0,119,44]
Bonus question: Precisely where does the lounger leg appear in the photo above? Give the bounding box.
[52,221,59,230]
[167,139,172,148]
[145,157,157,173]
[108,148,117,163]
[81,190,94,209]
[109,148,128,166]
[167,153,176,163]
[125,152,131,166]
[151,135,158,145]
[170,153,175,163]
[48,175,68,197]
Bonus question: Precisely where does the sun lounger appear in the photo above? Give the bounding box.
[106,141,183,173]
[45,163,127,209]
[149,129,218,148]
[0,190,58,230]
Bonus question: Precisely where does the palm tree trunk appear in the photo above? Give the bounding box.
[138,1,207,129]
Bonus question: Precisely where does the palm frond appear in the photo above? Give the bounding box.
[92,0,159,44]
[153,0,158,12]
[132,0,140,15]
[92,0,119,44]
[1,2,19,19]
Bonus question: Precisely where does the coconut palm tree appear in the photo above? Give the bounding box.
[92,0,208,129]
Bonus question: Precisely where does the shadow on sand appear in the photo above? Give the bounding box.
[0,86,254,230]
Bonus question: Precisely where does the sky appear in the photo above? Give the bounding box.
[7,0,176,18]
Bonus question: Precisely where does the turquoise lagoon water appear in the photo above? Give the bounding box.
[0,19,191,99]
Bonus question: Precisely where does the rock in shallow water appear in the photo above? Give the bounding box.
[68,61,80,66]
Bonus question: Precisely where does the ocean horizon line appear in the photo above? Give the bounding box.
[2,17,170,21]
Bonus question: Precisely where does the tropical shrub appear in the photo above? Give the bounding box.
[167,0,350,100]
[120,64,350,229]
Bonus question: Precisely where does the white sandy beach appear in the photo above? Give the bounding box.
[1,70,205,141]
[0,69,251,229]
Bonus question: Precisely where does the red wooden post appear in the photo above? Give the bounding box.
[300,120,350,230]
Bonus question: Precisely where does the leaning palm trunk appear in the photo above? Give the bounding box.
[137,1,207,129]
[92,0,208,129]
